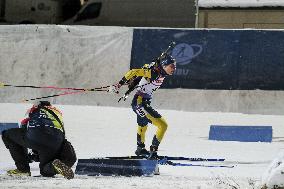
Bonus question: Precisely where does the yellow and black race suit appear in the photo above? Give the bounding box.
[119,64,168,147]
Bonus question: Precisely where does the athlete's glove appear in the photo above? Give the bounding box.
[20,118,30,130]
[108,83,121,94]
[0,82,4,88]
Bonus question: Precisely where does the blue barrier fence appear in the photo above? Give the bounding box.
[0,123,19,134]
[209,125,272,142]
[131,29,284,90]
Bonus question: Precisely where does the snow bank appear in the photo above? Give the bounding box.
[261,151,284,188]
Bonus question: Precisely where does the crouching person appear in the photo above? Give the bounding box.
[1,101,76,179]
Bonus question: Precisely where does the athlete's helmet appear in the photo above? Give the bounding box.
[160,54,176,67]
[26,101,51,116]
[39,101,51,106]
[33,101,51,107]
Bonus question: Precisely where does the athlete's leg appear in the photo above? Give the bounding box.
[2,128,30,173]
[141,101,168,159]
[132,95,169,158]
[145,113,168,147]
[137,123,148,147]
[132,95,150,155]
[26,127,64,177]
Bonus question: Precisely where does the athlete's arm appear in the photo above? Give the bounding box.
[119,66,151,85]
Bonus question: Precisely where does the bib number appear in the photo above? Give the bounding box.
[136,106,146,117]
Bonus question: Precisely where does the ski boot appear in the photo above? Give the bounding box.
[7,169,31,176]
[52,159,74,179]
[148,145,159,160]
[135,144,150,157]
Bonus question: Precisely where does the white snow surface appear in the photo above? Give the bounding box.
[261,151,284,188]
[0,103,284,188]
[198,0,284,8]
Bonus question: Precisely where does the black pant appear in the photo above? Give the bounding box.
[2,127,64,177]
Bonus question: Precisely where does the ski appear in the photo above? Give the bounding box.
[105,155,225,162]
[159,156,225,162]
[163,160,235,168]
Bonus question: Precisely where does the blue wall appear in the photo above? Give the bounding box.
[209,125,272,142]
[0,123,19,134]
[131,29,284,90]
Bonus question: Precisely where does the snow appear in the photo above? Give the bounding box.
[198,0,284,8]
[261,151,284,188]
[0,103,284,188]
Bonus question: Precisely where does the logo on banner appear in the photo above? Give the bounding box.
[171,43,203,76]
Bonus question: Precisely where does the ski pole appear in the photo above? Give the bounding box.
[22,88,109,102]
[1,82,110,91]
[22,91,86,102]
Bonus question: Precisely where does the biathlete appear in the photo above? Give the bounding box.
[109,53,176,159]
